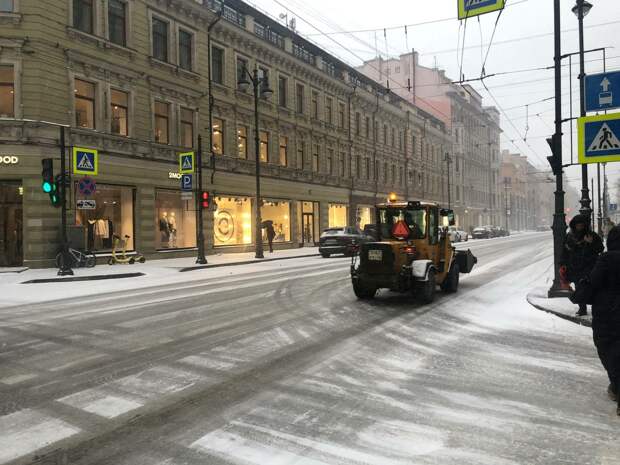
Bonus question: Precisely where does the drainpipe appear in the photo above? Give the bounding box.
[372,91,380,204]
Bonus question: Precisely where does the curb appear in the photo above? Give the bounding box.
[21,272,145,284]
[526,292,592,328]
[179,253,322,272]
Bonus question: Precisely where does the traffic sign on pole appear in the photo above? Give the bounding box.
[578,113,620,164]
[179,151,195,174]
[73,147,98,176]
[585,71,620,112]
[181,174,193,191]
[458,0,505,19]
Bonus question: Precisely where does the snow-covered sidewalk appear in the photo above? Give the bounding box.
[527,287,592,327]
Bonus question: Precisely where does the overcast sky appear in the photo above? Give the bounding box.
[246,0,620,207]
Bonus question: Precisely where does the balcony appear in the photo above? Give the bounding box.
[254,23,285,49]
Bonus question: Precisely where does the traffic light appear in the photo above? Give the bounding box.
[41,158,61,207]
[546,134,562,176]
[201,191,210,209]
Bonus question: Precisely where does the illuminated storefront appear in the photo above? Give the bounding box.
[261,200,291,242]
[328,203,348,228]
[213,196,252,246]
[297,201,320,245]
[356,205,373,229]
[154,190,196,249]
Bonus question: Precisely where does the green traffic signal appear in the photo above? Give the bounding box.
[42,181,53,193]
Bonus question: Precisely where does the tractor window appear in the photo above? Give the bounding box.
[428,207,439,245]
[378,208,426,240]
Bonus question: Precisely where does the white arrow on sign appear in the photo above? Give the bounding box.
[601,77,611,92]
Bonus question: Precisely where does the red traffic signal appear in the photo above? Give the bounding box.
[201,191,210,209]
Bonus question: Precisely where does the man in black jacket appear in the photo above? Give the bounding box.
[561,215,604,316]
[589,226,620,415]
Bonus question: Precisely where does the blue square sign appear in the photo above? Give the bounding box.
[181,174,193,191]
[585,71,620,112]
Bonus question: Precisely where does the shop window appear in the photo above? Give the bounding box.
[212,117,224,155]
[75,79,96,129]
[296,83,304,114]
[329,203,348,228]
[297,201,320,245]
[108,0,127,46]
[154,101,169,144]
[75,184,134,252]
[236,56,248,90]
[0,181,23,267]
[278,76,287,107]
[214,196,252,246]
[325,97,333,125]
[211,46,224,84]
[0,0,14,12]
[237,126,247,159]
[152,17,169,62]
[0,66,14,117]
[180,107,194,148]
[259,131,269,162]
[74,0,94,34]
[261,200,290,243]
[312,144,319,172]
[178,29,193,71]
[279,136,288,167]
[155,190,196,250]
[356,206,373,230]
[111,89,128,136]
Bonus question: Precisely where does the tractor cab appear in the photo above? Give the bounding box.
[350,197,476,303]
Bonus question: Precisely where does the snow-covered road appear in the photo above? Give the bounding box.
[0,233,617,465]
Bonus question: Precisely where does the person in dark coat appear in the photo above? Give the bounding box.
[589,225,620,415]
[265,222,276,253]
[561,214,604,316]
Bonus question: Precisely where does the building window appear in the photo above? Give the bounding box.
[365,158,370,180]
[76,184,135,252]
[155,190,197,250]
[292,43,315,65]
[296,83,304,114]
[152,17,169,62]
[339,152,346,177]
[383,124,388,144]
[0,0,14,12]
[325,97,333,125]
[211,46,224,84]
[237,126,247,159]
[354,112,361,136]
[178,29,193,71]
[328,203,348,228]
[311,90,319,119]
[0,66,14,117]
[212,117,224,155]
[312,144,319,172]
[356,155,361,178]
[261,200,291,243]
[279,136,288,167]
[326,148,333,175]
[365,116,370,138]
[75,79,96,129]
[180,107,194,148]
[296,140,305,169]
[73,0,94,34]
[392,127,396,147]
[108,0,127,46]
[154,101,169,144]
[214,196,252,246]
[259,131,269,162]
[278,76,287,107]
[338,102,345,128]
[399,131,403,150]
[237,57,248,90]
[110,89,128,136]
[258,66,269,84]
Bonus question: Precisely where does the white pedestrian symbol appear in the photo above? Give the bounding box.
[587,123,620,152]
[77,154,94,170]
[182,157,192,170]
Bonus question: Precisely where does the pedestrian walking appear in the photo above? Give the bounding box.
[265,221,275,253]
[588,225,620,416]
[561,215,604,316]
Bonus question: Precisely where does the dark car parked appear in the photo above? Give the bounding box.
[472,227,492,239]
[319,227,369,258]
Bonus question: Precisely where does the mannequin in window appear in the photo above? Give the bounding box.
[159,212,170,248]
[168,212,177,248]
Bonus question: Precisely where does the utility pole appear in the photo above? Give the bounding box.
[58,126,73,276]
[195,135,207,264]
[445,152,452,209]
[548,0,568,298]
[504,178,511,233]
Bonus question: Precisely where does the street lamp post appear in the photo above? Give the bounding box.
[573,0,593,220]
[444,152,452,209]
[238,67,273,259]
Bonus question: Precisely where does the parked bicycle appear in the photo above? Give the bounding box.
[55,247,96,269]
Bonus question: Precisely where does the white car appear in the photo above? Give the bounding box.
[456,229,469,242]
[447,227,461,243]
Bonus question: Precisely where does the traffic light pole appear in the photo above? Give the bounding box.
[196,135,207,264]
[548,0,568,298]
[58,126,73,276]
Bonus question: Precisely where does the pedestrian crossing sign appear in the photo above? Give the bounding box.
[458,0,505,20]
[578,113,620,164]
[73,147,98,176]
[179,151,195,174]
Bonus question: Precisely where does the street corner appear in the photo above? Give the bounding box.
[527,287,592,327]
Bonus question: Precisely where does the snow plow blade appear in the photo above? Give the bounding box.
[455,249,477,274]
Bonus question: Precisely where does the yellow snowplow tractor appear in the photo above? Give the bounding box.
[350,200,477,303]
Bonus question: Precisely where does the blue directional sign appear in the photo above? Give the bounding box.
[458,0,505,19]
[181,174,193,191]
[610,203,618,212]
[578,113,620,164]
[586,71,620,112]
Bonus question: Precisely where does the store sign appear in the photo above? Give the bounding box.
[77,199,97,210]
[0,155,19,165]
[168,172,182,179]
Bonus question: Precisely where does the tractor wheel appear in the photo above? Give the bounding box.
[321,252,331,258]
[441,263,460,293]
[418,269,436,304]
[353,280,377,300]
